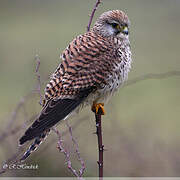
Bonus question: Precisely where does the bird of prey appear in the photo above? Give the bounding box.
[19,10,132,161]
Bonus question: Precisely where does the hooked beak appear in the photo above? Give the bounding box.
[122,26,129,35]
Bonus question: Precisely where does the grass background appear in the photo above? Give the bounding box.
[0,0,180,177]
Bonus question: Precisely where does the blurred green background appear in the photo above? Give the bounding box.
[0,0,180,177]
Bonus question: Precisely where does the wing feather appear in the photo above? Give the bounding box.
[19,87,95,145]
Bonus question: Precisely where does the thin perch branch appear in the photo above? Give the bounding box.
[53,128,81,178]
[87,0,102,31]
[124,71,180,87]
[35,116,88,156]
[0,92,37,143]
[66,120,85,177]
[35,54,43,106]
[94,108,104,178]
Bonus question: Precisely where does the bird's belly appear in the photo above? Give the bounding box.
[84,72,125,107]
[81,58,132,108]
[97,72,124,103]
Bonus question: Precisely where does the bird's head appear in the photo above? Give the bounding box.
[93,10,130,39]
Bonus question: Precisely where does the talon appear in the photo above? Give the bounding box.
[91,103,105,115]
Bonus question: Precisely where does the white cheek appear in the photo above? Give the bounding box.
[106,25,115,36]
[117,32,128,39]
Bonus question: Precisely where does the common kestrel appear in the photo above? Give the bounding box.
[19,10,132,161]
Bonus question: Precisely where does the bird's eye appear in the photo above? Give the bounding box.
[111,23,119,29]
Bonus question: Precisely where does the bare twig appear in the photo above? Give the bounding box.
[0,114,38,143]
[0,91,37,143]
[94,108,104,179]
[0,126,21,143]
[66,120,85,177]
[124,71,180,87]
[53,128,81,178]
[87,0,102,31]
[36,116,88,156]
[35,54,43,106]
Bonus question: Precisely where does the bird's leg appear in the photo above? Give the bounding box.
[91,102,105,115]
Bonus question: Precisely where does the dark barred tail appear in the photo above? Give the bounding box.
[20,129,50,162]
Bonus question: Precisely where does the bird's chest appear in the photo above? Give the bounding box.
[85,39,132,105]
[106,45,131,91]
[95,45,132,103]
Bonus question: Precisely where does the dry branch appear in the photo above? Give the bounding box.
[124,71,180,87]
[87,0,102,31]
[94,109,104,178]
[35,54,43,106]
[66,120,85,176]
[53,128,83,178]
[0,92,38,143]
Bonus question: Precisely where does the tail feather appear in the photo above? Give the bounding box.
[20,130,50,162]
[19,86,96,161]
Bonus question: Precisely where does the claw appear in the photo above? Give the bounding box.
[91,103,105,115]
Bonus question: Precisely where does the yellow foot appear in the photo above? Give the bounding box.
[91,103,105,115]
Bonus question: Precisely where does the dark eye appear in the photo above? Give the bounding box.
[111,23,118,28]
